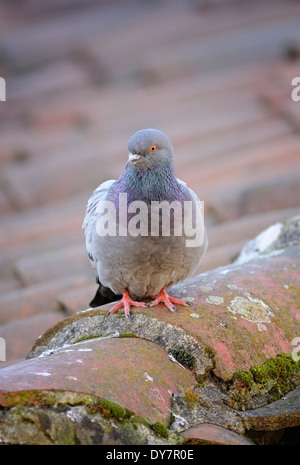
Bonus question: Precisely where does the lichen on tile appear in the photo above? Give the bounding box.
[227,294,273,331]
[206,296,224,305]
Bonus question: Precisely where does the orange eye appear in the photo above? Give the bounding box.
[150,145,157,152]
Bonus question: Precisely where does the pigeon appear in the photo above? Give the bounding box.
[83,128,207,319]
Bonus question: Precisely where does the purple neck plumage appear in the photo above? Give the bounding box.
[108,160,184,206]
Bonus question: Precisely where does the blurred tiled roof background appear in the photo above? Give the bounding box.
[0,0,300,364]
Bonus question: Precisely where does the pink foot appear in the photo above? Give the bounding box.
[105,290,147,320]
[149,289,188,312]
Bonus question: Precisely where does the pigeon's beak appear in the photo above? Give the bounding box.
[126,153,140,168]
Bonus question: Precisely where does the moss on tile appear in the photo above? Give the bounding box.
[88,398,128,420]
[182,386,201,409]
[72,333,101,344]
[118,332,138,338]
[0,402,181,445]
[233,370,255,389]
[168,349,196,370]
[152,422,169,439]
[251,353,299,385]
[195,374,206,388]
[228,353,300,410]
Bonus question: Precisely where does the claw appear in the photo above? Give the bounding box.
[105,290,146,319]
[149,289,188,312]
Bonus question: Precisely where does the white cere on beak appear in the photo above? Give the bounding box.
[128,152,140,162]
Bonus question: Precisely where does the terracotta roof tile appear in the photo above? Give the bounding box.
[0,276,90,323]
[0,312,65,363]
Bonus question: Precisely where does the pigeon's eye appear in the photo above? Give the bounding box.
[150,145,157,152]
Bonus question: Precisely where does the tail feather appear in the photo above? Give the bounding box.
[89,282,122,308]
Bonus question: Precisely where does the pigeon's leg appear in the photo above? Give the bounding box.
[105,290,147,320]
[148,289,188,312]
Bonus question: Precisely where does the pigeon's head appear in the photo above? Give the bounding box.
[126,128,174,169]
